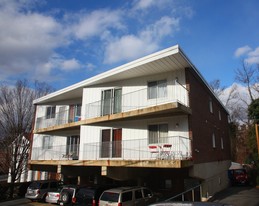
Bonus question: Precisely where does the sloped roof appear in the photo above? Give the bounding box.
[33,45,227,113]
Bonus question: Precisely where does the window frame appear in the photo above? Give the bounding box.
[212,133,216,148]
[46,106,56,119]
[209,98,213,114]
[148,123,168,144]
[147,79,167,100]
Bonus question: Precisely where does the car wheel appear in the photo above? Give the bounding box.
[61,192,71,203]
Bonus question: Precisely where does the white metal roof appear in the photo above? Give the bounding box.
[33,44,227,113]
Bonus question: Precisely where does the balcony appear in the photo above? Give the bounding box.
[30,136,193,168]
[34,83,190,134]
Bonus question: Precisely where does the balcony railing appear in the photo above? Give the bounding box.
[85,83,188,119]
[31,136,192,161]
[35,82,188,130]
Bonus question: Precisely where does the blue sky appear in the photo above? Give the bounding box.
[0,0,258,90]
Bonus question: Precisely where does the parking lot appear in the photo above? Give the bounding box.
[1,186,259,206]
[209,186,259,206]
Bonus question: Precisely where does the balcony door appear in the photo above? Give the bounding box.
[101,88,122,116]
[101,128,122,158]
[68,104,82,122]
[66,136,80,160]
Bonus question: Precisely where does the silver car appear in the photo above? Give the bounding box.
[25,180,60,202]
[45,186,63,204]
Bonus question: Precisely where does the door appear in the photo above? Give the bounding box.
[113,88,122,114]
[101,89,112,116]
[101,129,111,158]
[112,128,122,158]
[101,88,122,116]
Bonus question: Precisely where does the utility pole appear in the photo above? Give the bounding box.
[256,124,259,157]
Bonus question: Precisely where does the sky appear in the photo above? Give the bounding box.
[0,0,259,91]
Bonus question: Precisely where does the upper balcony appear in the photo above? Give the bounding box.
[34,82,191,134]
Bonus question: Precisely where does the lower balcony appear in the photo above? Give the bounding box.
[30,136,193,168]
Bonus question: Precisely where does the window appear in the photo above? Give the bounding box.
[143,188,153,198]
[135,189,143,199]
[212,133,216,148]
[43,136,53,149]
[122,191,132,202]
[46,106,56,119]
[221,137,224,149]
[209,98,213,113]
[148,80,167,99]
[148,123,168,144]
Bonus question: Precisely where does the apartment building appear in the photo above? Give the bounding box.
[29,45,231,199]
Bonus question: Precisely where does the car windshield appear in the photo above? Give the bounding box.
[28,182,41,189]
[100,192,119,202]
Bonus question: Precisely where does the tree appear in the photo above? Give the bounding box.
[0,79,54,198]
[248,98,259,124]
[235,60,259,103]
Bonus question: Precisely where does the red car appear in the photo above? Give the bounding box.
[228,169,249,185]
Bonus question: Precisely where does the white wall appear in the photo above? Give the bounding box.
[80,115,189,160]
[82,70,187,119]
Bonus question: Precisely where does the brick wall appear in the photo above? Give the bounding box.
[185,67,231,164]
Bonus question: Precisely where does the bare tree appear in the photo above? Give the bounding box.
[235,60,259,102]
[209,79,226,97]
[0,79,54,198]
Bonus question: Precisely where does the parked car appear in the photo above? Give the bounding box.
[58,184,115,206]
[228,169,249,185]
[99,186,156,206]
[149,202,232,206]
[46,185,64,204]
[25,180,60,202]
[58,185,77,205]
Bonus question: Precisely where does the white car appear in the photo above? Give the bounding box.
[99,186,156,206]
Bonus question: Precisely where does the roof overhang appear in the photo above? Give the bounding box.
[33,45,190,105]
[33,44,228,114]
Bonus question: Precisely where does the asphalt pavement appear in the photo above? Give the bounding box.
[209,186,259,206]
[1,186,258,206]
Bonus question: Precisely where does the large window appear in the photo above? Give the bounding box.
[42,136,53,149]
[148,80,167,99]
[148,123,168,144]
[46,106,56,119]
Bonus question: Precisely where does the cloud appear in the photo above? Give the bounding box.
[72,9,124,40]
[61,58,81,71]
[234,45,252,57]
[235,46,259,64]
[0,0,67,78]
[104,16,179,64]
[246,47,259,64]
[132,0,171,11]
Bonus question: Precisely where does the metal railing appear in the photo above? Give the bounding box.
[35,83,188,130]
[85,83,188,119]
[31,136,192,161]
[165,185,202,202]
